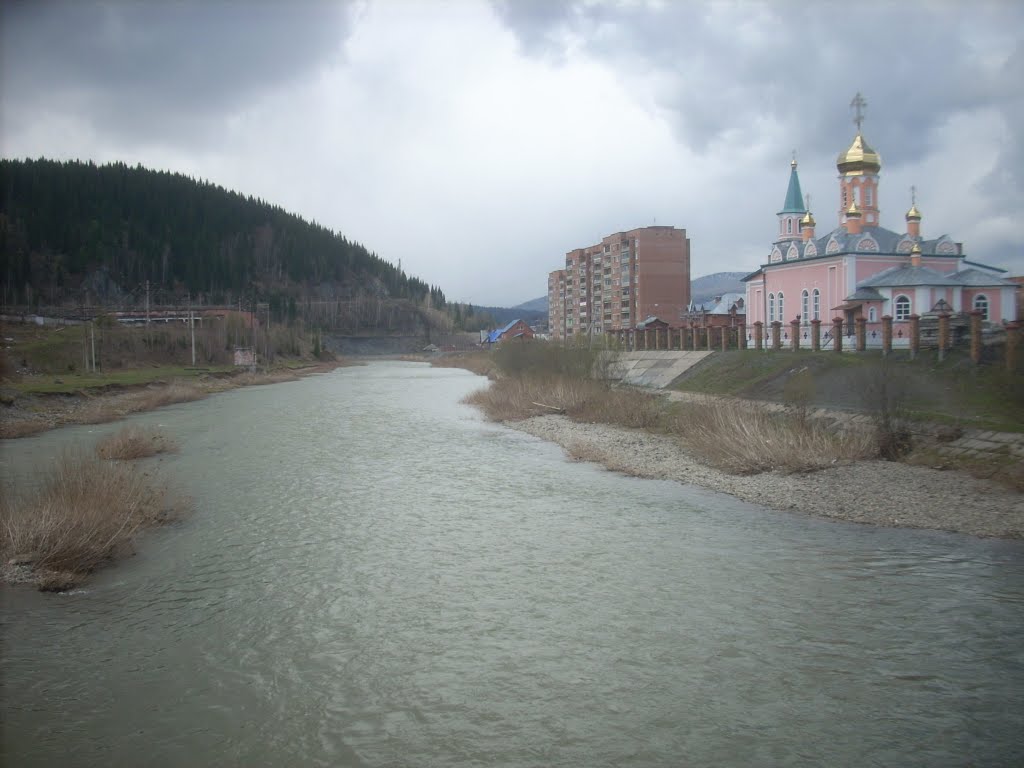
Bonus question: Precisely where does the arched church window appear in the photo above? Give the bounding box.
[865,186,873,207]
[768,293,775,323]
[801,290,809,322]
[778,292,785,322]
[868,306,877,323]
[973,294,989,321]
[894,295,911,321]
[812,289,820,320]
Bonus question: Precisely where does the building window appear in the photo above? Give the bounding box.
[842,187,848,209]
[768,293,775,322]
[801,290,809,322]
[786,218,793,235]
[868,306,877,322]
[865,186,873,207]
[894,295,911,321]
[973,294,989,320]
[777,292,785,322]
[812,289,820,320]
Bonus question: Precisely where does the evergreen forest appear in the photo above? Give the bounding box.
[0,158,457,329]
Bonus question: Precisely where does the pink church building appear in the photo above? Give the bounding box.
[744,96,1017,348]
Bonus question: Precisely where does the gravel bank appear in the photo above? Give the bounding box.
[509,415,1024,539]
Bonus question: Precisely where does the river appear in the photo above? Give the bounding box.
[2,361,1023,767]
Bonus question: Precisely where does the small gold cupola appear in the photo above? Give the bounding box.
[906,185,922,238]
[910,242,922,268]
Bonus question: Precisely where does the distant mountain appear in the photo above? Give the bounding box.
[515,296,548,313]
[690,272,747,305]
[478,303,546,327]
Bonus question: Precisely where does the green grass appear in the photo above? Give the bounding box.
[672,349,1024,433]
[9,366,235,394]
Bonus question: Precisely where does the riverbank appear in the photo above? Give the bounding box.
[509,414,1024,539]
[0,360,350,439]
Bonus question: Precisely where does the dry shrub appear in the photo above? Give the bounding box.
[96,425,178,460]
[77,400,124,424]
[464,375,606,421]
[432,352,496,378]
[565,441,646,477]
[672,396,876,475]
[230,369,300,387]
[572,386,665,429]
[0,418,51,439]
[123,381,206,412]
[1,450,185,582]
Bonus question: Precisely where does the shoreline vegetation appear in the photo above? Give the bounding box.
[435,345,1024,540]
[1,357,349,591]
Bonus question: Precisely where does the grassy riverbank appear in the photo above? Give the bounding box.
[1,320,350,438]
[439,343,1024,488]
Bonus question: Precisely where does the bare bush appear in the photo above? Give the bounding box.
[95,426,178,460]
[124,380,207,412]
[855,359,913,459]
[1,450,186,583]
[0,418,51,439]
[464,375,607,421]
[671,396,877,475]
[431,352,496,378]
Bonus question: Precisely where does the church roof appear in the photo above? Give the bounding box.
[858,265,960,288]
[949,267,1016,287]
[779,162,806,215]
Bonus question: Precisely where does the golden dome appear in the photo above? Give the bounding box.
[846,202,862,217]
[906,204,922,220]
[911,242,922,254]
[800,210,815,227]
[837,133,881,175]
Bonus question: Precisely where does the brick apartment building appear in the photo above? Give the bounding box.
[547,226,691,340]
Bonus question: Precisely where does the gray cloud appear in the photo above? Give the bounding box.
[1,0,354,146]
[492,1,1015,162]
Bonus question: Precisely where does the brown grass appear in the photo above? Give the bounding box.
[432,351,496,378]
[670,396,877,475]
[123,380,208,411]
[1,449,188,586]
[0,417,51,439]
[464,374,666,428]
[95,425,178,460]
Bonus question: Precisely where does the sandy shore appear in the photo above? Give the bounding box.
[509,414,1024,539]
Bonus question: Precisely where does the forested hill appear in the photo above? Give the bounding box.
[0,158,445,312]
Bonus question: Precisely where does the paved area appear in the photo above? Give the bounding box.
[605,351,713,388]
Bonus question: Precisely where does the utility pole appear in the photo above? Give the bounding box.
[189,292,196,367]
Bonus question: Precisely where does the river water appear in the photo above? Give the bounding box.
[2,361,1023,767]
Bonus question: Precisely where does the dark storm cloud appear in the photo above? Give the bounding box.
[492,0,1018,162]
[1,0,354,145]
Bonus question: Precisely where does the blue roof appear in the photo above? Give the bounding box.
[486,318,522,343]
[778,163,806,215]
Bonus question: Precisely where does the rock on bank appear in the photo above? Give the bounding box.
[510,415,1024,539]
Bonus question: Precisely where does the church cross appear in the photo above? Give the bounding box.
[850,92,867,132]
[805,193,811,212]
[910,185,917,205]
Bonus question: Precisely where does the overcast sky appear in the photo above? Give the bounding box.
[2,0,1021,306]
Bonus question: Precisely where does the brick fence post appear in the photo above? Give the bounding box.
[881,315,892,356]
[691,324,699,351]
[790,318,800,351]
[1005,321,1020,372]
[969,310,983,364]
[754,321,763,351]
[937,312,950,362]
[771,321,782,350]
[832,317,844,352]
[810,319,821,351]
[722,325,729,352]
[909,314,920,360]
[738,322,747,350]
[706,325,713,351]
[855,316,867,352]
